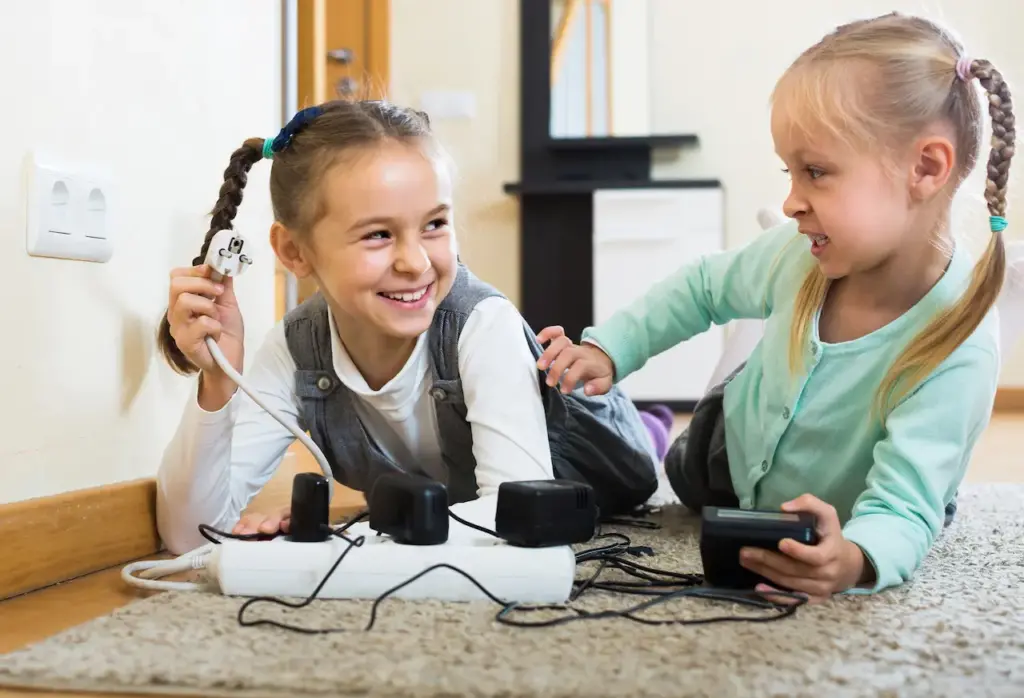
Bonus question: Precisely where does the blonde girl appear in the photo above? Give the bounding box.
[537,12,1013,602]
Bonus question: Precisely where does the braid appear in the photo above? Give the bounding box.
[157,137,265,375]
[970,59,1016,219]
[193,138,265,265]
[874,57,1014,415]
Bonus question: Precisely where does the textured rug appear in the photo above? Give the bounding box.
[1,484,1022,698]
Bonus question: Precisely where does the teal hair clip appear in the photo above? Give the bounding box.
[262,138,275,160]
[991,215,1008,233]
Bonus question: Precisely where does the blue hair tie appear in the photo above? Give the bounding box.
[262,138,275,160]
[269,105,325,154]
[991,215,1008,233]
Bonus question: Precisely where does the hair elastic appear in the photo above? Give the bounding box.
[990,215,1008,233]
[955,55,974,82]
[262,105,326,161]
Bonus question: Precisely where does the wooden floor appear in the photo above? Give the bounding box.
[1,413,1022,698]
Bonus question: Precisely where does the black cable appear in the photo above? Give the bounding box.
[236,527,365,634]
[198,523,280,544]
[570,533,702,600]
[580,554,705,593]
[363,563,509,631]
[447,510,500,538]
[569,556,610,601]
[494,587,805,628]
[573,532,632,562]
[331,510,369,544]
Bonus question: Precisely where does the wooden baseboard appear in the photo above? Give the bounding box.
[0,479,161,601]
[995,388,1024,411]
[0,445,367,602]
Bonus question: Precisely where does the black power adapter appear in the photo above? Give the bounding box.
[699,506,819,589]
[495,480,597,547]
[363,473,598,548]
[289,472,332,542]
[368,472,449,545]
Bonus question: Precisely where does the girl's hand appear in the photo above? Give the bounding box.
[167,264,245,407]
[535,326,615,395]
[233,505,291,537]
[739,494,870,604]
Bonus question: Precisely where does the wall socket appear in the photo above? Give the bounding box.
[25,152,113,263]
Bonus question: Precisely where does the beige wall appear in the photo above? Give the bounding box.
[390,0,1024,385]
[0,0,282,503]
[389,0,523,304]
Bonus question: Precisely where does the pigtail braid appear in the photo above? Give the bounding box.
[972,60,1016,219]
[157,137,265,375]
[194,138,266,264]
[875,58,1014,416]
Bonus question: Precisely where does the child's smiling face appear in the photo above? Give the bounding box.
[299,139,458,340]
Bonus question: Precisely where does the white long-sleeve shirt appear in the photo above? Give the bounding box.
[156,296,554,554]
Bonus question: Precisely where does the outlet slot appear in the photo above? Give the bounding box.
[49,181,71,235]
[85,188,106,240]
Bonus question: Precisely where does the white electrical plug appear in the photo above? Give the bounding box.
[204,229,252,282]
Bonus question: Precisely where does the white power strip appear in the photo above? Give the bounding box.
[124,521,577,604]
[205,521,575,604]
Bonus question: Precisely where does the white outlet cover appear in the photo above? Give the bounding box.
[25,152,113,263]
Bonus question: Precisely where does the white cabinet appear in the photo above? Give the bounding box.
[592,187,725,404]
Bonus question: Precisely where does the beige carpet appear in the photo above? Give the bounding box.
[1,484,1022,698]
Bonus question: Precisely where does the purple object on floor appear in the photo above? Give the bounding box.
[644,404,675,432]
[640,410,670,461]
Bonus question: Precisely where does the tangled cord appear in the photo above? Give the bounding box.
[218,512,805,634]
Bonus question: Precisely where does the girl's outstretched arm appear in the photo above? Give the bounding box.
[156,323,300,553]
[582,220,803,383]
[842,344,999,593]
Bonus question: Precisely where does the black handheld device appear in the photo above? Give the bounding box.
[699,506,819,589]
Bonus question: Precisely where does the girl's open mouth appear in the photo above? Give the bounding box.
[809,233,829,256]
[377,282,433,310]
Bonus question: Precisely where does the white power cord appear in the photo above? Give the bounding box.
[121,543,215,592]
[122,230,336,593]
[202,335,334,500]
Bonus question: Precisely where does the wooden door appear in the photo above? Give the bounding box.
[275,0,391,320]
[298,0,390,107]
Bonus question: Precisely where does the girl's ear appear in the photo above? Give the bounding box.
[908,133,956,202]
[270,222,315,278]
